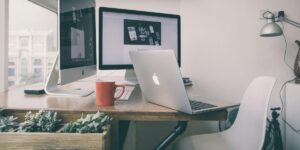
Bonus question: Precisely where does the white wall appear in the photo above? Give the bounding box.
[0,0,8,92]
[180,0,300,149]
[180,0,299,108]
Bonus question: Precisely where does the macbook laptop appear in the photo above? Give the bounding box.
[129,50,239,115]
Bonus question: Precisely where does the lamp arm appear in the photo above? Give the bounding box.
[282,17,300,28]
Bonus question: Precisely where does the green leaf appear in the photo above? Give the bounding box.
[0,115,19,132]
[18,110,62,132]
[63,112,112,133]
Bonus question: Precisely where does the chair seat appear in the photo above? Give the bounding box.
[174,132,235,150]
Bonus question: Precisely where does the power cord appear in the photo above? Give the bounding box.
[279,78,300,134]
[262,11,279,19]
[262,12,298,135]
[260,10,300,137]
[262,10,300,135]
[282,33,294,70]
[279,24,300,134]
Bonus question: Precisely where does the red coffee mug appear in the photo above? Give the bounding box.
[95,81,125,106]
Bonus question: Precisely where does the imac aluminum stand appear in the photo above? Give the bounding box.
[124,69,139,85]
[44,54,94,97]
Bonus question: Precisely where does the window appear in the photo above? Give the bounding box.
[33,59,43,66]
[8,0,57,87]
[8,81,15,87]
[20,58,28,77]
[32,35,45,52]
[8,61,15,65]
[19,36,30,48]
[47,33,57,52]
[34,68,43,76]
[9,35,17,51]
[8,68,15,77]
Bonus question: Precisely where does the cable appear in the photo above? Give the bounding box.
[282,33,294,71]
[279,21,285,31]
[261,10,300,135]
[279,78,295,109]
[262,12,293,71]
[283,118,300,133]
[279,78,300,134]
[277,17,300,135]
[263,11,279,19]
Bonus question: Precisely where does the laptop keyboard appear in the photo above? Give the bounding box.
[189,100,217,110]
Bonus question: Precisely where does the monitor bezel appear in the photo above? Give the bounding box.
[59,1,97,70]
[99,7,181,70]
[58,0,97,85]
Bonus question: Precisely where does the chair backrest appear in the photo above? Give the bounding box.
[224,76,276,150]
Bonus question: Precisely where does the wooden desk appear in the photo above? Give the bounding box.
[0,82,227,150]
[0,82,227,121]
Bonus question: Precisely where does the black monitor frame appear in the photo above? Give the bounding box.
[99,7,181,70]
[60,1,96,70]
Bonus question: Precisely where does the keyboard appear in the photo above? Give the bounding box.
[189,100,217,110]
[114,86,135,100]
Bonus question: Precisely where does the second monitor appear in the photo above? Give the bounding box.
[99,7,181,83]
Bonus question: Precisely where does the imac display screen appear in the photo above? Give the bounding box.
[99,7,180,70]
[60,0,96,70]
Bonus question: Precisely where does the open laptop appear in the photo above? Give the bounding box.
[129,50,239,115]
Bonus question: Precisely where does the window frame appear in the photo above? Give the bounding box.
[0,0,9,92]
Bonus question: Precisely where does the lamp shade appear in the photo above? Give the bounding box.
[260,22,283,37]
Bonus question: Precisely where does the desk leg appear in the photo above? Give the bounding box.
[119,120,131,150]
[155,121,188,150]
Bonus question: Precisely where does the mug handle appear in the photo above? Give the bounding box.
[114,84,126,100]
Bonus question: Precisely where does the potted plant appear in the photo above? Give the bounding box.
[63,111,112,133]
[0,109,19,132]
[0,110,112,150]
[18,110,62,132]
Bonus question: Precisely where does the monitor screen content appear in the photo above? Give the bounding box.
[99,7,181,70]
[60,0,96,70]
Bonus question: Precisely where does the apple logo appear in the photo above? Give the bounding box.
[152,73,160,85]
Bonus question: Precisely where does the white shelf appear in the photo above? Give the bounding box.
[28,0,57,13]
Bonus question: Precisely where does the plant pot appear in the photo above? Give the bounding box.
[0,126,111,150]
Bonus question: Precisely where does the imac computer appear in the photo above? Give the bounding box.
[45,0,96,97]
[99,7,181,84]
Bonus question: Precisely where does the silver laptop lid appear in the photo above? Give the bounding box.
[129,50,193,114]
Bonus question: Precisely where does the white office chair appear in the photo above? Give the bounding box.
[174,76,276,150]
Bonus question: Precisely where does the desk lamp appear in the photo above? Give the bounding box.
[260,11,300,37]
[260,11,300,83]
[260,12,283,37]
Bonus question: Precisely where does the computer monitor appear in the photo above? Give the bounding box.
[99,7,180,84]
[45,0,96,97]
